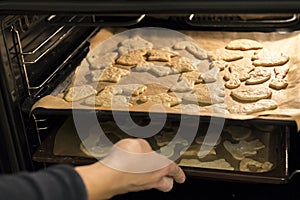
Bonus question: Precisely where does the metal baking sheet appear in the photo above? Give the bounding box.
[33,116,289,184]
[31,27,300,129]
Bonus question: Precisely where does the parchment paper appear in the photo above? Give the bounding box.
[32,28,300,130]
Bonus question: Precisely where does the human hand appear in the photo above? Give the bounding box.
[76,138,186,200]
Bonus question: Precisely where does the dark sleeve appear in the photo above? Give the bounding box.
[0,164,87,200]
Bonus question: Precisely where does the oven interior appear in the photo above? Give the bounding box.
[1,11,300,191]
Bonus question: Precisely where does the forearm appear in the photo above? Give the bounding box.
[0,164,87,200]
[75,162,121,200]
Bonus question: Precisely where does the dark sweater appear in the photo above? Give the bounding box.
[0,164,87,200]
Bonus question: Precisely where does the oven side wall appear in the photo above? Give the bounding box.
[0,18,34,173]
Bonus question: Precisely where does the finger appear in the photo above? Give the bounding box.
[114,138,152,153]
[166,163,186,184]
[155,176,174,192]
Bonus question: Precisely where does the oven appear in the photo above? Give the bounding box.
[1,1,300,199]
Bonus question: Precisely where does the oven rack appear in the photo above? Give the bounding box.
[9,16,86,97]
[8,14,146,98]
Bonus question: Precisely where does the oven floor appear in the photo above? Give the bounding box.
[111,177,300,200]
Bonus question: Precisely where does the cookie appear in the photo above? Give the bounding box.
[225,39,263,51]
[231,86,272,102]
[118,36,153,55]
[116,49,147,66]
[85,94,131,108]
[239,158,273,172]
[208,48,244,62]
[139,93,182,107]
[183,83,225,105]
[223,139,265,160]
[64,84,97,102]
[173,40,208,59]
[228,99,278,114]
[96,66,130,83]
[87,52,118,69]
[180,70,202,84]
[179,158,234,171]
[245,67,271,85]
[251,49,289,67]
[269,66,289,90]
[170,77,195,92]
[269,78,288,90]
[146,49,176,62]
[165,57,196,73]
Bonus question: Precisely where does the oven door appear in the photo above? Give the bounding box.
[1,0,300,185]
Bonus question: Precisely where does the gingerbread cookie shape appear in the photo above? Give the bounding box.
[239,158,273,173]
[118,36,153,55]
[170,77,195,92]
[180,70,202,84]
[64,84,97,102]
[183,83,225,105]
[223,139,265,160]
[87,52,118,70]
[165,57,196,73]
[245,67,271,85]
[116,49,147,66]
[93,66,130,83]
[208,48,244,62]
[146,48,177,62]
[228,99,278,115]
[251,49,289,67]
[231,86,272,102]
[269,66,289,90]
[139,93,182,107]
[173,40,208,60]
[225,39,263,51]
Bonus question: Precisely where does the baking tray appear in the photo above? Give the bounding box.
[33,116,289,184]
[30,27,300,131]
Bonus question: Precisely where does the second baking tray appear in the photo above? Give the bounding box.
[33,115,289,184]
